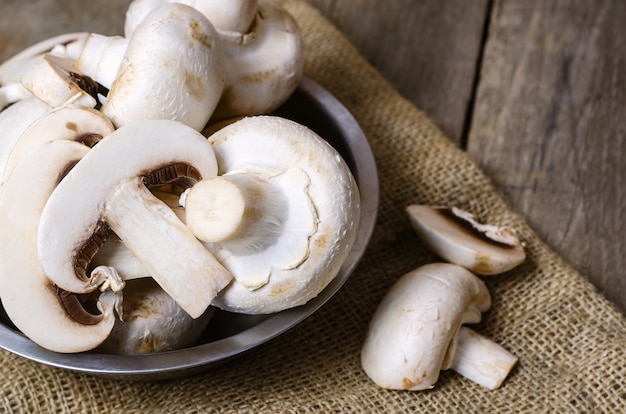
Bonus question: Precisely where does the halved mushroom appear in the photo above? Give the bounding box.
[190,116,360,314]
[101,3,225,130]
[0,106,113,194]
[0,140,117,353]
[37,119,233,319]
[406,205,526,275]
[97,278,214,355]
[361,263,517,391]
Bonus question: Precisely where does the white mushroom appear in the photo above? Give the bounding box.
[361,263,517,391]
[97,278,214,355]
[0,140,117,353]
[209,0,304,121]
[0,106,114,194]
[101,3,225,130]
[37,119,233,319]
[72,34,129,90]
[406,205,526,275]
[124,0,259,36]
[192,116,360,314]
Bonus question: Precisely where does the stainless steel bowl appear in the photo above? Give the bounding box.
[0,77,379,380]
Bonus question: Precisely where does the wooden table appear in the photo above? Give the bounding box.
[1,0,624,313]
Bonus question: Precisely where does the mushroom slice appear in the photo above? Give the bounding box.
[0,32,88,85]
[101,3,225,130]
[0,140,116,353]
[210,0,304,121]
[0,106,113,194]
[20,53,99,109]
[361,263,517,391]
[0,83,31,112]
[97,278,214,355]
[406,205,526,276]
[202,116,360,314]
[38,119,233,319]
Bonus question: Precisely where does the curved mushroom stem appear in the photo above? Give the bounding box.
[182,174,286,245]
[448,326,518,390]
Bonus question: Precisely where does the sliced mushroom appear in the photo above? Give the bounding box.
[361,263,517,391]
[0,106,113,194]
[0,140,117,353]
[406,205,526,275]
[101,3,225,130]
[194,116,360,314]
[0,83,31,112]
[37,119,233,319]
[20,53,99,109]
[97,278,214,355]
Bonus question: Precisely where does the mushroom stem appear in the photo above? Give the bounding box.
[448,326,518,390]
[183,173,286,245]
[104,177,232,318]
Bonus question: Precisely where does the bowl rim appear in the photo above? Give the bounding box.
[0,76,379,379]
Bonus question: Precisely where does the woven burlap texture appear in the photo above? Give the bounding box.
[2,0,626,412]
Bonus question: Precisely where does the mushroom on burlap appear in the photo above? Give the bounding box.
[37,119,233,319]
[361,263,518,391]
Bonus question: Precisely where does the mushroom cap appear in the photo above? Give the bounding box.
[0,140,116,353]
[360,263,491,391]
[210,0,304,121]
[102,3,225,130]
[406,205,526,275]
[97,278,214,355]
[206,116,361,314]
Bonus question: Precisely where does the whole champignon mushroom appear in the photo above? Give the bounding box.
[97,278,214,355]
[125,0,259,36]
[361,263,518,391]
[122,0,303,122]
[186,116,360,314]
[101,3,225,130]
[406,205,526,276]
[0,106,113,194]
[37,119,233,319]
[0,140,117,353]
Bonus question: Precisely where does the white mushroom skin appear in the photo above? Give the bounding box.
[102,3,225,130]
[97,278,214,355]
[205,116,360,314]
[0,141,116,353]
[406,205,526,276]
[361,263,517,391]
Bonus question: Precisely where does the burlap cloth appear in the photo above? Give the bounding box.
[2,0,626,412]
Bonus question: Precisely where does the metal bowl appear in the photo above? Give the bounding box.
[0,77,379,380]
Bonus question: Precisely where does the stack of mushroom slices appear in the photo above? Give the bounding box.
[361,205,526,391]
[0,0,362,356]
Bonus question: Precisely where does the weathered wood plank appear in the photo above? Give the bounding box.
[305,0,489,144]
[467,0,626,312]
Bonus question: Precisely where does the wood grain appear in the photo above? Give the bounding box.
[467,0,626,311]
[306,0,489,144]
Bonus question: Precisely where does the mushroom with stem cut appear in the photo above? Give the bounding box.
[37,119,233,319]
[361,263,518,391]
[185,116,360,314]
[100,3,225,130]
[406,205,526,276]
[0,140,117,353]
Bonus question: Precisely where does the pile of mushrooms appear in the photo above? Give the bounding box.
[0,0,360,355]
[361,205,525,391]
